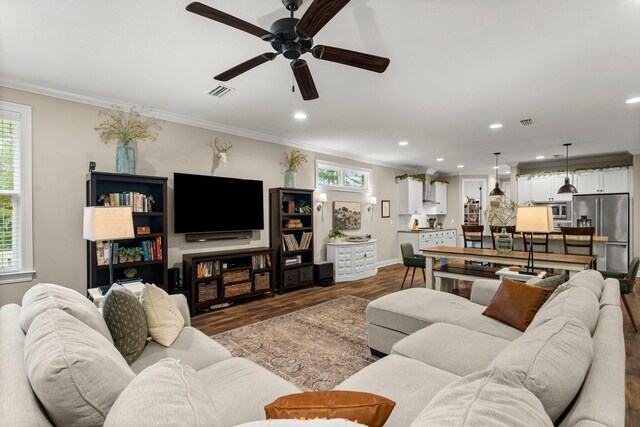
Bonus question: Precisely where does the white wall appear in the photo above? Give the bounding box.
[0,87,405,304]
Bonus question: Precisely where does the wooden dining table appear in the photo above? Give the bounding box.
[421,246,594,291]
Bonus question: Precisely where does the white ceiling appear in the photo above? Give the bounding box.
[2,0,640,175]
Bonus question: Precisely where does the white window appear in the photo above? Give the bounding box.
[316,160,372,192]
[0,101,34,284]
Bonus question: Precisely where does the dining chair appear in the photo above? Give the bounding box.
[561,226,596,269]
[599,257,639,332]
[400,243,426,290]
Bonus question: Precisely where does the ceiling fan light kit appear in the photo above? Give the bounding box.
[186,0,390,101]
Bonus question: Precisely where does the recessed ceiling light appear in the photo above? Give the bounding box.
[493,166,499,169]
[436,158,444,162]
[457,165,464,168]
[536,155,545,159]
[489,123,503,129]
[294,112,307,120]
[398,141,409,146]
[626,97,640,104]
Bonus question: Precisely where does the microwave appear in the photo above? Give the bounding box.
[533,201,572,221]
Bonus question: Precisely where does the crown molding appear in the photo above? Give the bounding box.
[0,79,419,172]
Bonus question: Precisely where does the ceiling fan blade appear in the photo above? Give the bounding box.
[295,0,350,39]
[186,2,273,40]
[313,45,390,73]
[214,53,278,81]
[291,59,319,101]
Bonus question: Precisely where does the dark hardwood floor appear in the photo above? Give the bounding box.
[191,263,639,427]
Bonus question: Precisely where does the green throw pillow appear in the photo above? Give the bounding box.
[526,275,566,303]
[103,285,148,364]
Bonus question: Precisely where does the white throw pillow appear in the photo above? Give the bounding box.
[24,309,135,427]
[528,286,599,334]
[410,367,552,427]
[490,316,593,422]
[20,282,113,343]
[105,358,222,427]
[141,283,184,347]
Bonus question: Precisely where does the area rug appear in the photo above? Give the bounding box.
[211,296,377,391]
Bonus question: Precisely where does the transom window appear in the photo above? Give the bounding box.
[316,161,372,192]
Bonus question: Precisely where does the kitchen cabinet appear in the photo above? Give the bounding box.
[517,177,532,205]
[398,178,423,215]
[522,174,573,202]
[424,182,448,215]
[397,230,457,259]
[575,169,629,194]
[327,240,377,282]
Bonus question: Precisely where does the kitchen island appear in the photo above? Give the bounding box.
[397,228,457,259]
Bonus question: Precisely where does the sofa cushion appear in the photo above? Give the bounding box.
[482,278,552,332]
[528,286,599,334]
[24,309,135,427]
[141,283,184,347]
[265,391,395,427]
[547,270,605,304]
[366,288,522,341]
[391,323,510,376]
[198,357,302,426]
[0,304,53,427]
[130,327,232,374]
[410,367,552,427]
[526,275,565,302]
[334,354,459,427]
[102,284,148,364]
[105,359,222,427]
[490,316,593,422]
[20,283,113,343]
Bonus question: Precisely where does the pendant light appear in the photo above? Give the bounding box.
[489,152,505,197]
[557,143,578,194]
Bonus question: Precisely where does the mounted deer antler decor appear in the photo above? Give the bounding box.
[207,137,233,174]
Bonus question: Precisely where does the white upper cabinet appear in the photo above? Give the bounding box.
[575,169,629,194]
[530,176,553,202]
[517,177,532,205]
[424,182,448,215]
[398,178,423,215]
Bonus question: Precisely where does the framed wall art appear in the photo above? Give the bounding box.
[333,201,362,230]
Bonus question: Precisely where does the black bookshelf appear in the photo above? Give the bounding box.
[86,172,168,291]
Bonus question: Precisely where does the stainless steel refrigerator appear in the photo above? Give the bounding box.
[573,193,630,272]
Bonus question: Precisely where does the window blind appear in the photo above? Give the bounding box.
[0,110,21,272]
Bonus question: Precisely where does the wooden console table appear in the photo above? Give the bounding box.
[421,246,593,291]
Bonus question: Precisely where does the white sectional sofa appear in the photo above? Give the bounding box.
[0,291,301,427]
[350,270,626,426]
[0,270,626,426]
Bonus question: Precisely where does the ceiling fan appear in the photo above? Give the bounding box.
[186,0,391,101]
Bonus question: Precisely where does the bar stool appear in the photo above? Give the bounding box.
[462,225,484,249]
[560,227,596,269]
[522,232,549,254]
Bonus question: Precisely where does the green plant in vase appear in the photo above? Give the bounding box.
[282,149,308,188]
[485,196,518,254]
[329,228,346,243]
[296,200,312,214]
[124,267,137,279]
[95,105,161,174]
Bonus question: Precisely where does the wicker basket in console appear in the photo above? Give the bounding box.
[254,272,271,291]
[223,268,250,284]
[224,282,251,298]
[198,281,218,302]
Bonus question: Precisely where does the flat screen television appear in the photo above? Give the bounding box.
[174,173,264,234]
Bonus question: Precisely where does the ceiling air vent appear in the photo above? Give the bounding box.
[208,85,234,98]
[520,118,535,126]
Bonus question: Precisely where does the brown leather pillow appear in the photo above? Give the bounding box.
[265,391,395,427]
[482,278,552,332]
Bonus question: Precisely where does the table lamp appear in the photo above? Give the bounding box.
[515,206,553,273]
[83,206,135,288]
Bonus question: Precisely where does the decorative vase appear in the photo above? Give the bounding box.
[116,142,136,174]
[119,256,127,264]
[134,255,142,262]
[495,227,513,254]
[284,169,296,188]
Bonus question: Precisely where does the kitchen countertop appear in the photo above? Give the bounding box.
[398,228,457,233]
[515,234,608,243]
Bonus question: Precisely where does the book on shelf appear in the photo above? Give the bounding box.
[96,241,119,266]
[196,261,219,279]
[103,192,151,212]
[282,232,313,252]
[116,277,143,285]
[285,219,303,228]
[284,257,299,266]
[252,254,271,270]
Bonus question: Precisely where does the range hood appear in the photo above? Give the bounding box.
[423,169,440,204]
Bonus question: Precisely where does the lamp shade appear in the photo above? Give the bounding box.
[83,206,135,241]
[318,193,328,203]
[515,206,554,233]
[369,197,378,205]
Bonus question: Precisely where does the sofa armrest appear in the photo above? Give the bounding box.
[470,279,502,306]
[169,293,191,327]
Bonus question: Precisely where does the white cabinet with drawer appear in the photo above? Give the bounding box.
[419,230,457,250]
[327,240,378,282]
